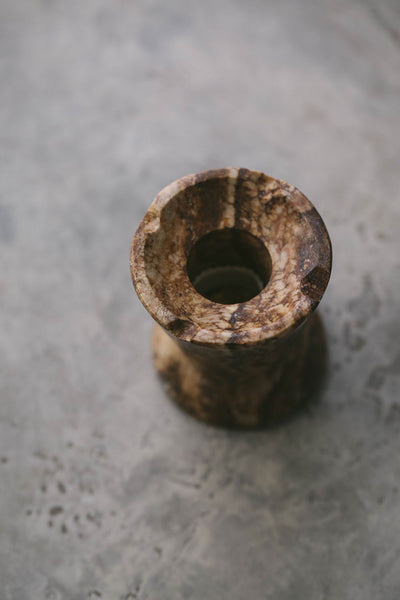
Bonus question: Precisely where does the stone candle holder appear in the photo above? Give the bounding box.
[130,168,332,428]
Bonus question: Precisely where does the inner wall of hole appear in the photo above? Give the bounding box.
[186,229,272,304]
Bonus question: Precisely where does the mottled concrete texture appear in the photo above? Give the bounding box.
[0,0,400,598]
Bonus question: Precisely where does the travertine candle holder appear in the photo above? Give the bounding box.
[130,168,332,428]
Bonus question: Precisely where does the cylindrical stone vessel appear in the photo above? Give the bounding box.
[130,168,332,428]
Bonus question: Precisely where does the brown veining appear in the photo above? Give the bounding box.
[130,168,332,427]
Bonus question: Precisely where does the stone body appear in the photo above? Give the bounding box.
[130,168,332,427]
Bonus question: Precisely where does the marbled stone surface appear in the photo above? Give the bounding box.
[131,169,331,344]
[131,169,331,426]
[1,0,400,598]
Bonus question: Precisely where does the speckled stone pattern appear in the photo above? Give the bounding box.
[131,168,332,427]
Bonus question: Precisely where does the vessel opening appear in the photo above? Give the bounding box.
[187,229,272,304]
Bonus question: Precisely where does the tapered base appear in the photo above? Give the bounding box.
[152,313,327,429]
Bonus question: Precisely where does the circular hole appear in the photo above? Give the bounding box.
[187,229,272,304]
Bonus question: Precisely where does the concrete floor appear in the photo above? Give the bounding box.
[1,0,400,598]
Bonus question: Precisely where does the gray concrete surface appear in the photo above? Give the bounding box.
[1,0,400,598]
